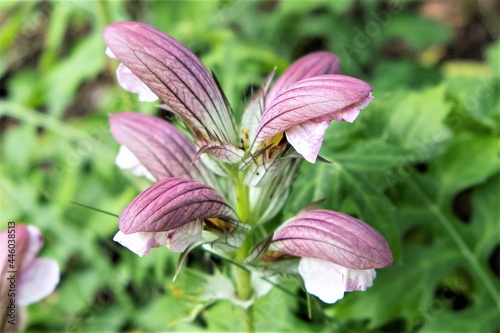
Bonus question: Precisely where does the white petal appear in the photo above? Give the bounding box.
[105,47,117,59]
[115,145,155,181]
[167,220,203,253]
[286,117,330,163]
[345,268,375,292]
[341,93,373,123]
[298,257,376,304]
[197,271,253,309]
[283,93,373,163]
[113,230,169,257]
[200,143,244,164]
[116,63,158,102]
[199,270,271,309]
[244,157,282,187]
[18,258,60,306]
[299,257,346,304]
[22,226,43,269]
[199,153,226,177]
[341,108,361,123]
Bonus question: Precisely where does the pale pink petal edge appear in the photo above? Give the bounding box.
[18,258,60,306]
[113,230,169,257]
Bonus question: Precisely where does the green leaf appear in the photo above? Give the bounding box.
[204,284,316,332]
[77,306,129,333]
[7,70,44,107]
[1,123,37,174]
[136,294,205,331]
[55,270,103,314]
[252,285,317,332]
[468,173,500,259]
[43,32,105,118]
[419,296,499,333]
[404,175,500,311]
[40,2,72,70]
[430,135,500,199]
[372,60,442,90]
[386,85,452,149]
[329,242,463,329]
[0,2,36,51]
[384,14,452,50]
[326,139,411,172]
[205,301,245,331]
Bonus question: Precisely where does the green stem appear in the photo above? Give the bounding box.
[234,173,254,332]
[235,173,250,223]
[408,178,500,311]
[96,0,112,29]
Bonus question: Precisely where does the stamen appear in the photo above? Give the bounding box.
[261,250,294,262]
[240,128,250,150]
[256,132,285,162]
[204,217,235,234]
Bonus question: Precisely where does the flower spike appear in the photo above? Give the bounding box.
[103,21,388,308]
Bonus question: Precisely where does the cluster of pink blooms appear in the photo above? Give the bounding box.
[104,21,392,304]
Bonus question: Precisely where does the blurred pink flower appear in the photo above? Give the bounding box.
[0,225,59,331]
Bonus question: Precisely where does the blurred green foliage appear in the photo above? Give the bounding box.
[0,0,499,332]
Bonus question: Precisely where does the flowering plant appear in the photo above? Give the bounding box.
[0,225,60,332]
[104,21,392,330]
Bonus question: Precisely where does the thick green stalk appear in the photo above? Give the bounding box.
[234,173,254,332]
[236,173,250,223]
